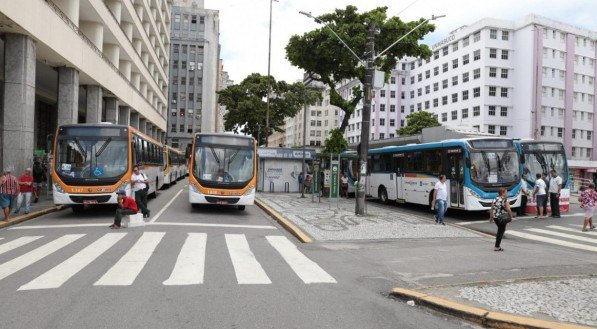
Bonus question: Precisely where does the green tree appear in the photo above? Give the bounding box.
[397,111,441,136]
[322,128,348,155]
[286,5,434,132]
[218,73,320,145]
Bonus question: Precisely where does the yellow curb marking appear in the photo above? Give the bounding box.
[255,198,312,243]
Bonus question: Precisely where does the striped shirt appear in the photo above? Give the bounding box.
[0,174,18,195]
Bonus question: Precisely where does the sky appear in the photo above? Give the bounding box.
[203,0,597,84]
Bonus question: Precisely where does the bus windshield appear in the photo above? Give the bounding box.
[523,151,568,186]
[56,138,129,179]
[469,150,520,185]
[193,145,254,184]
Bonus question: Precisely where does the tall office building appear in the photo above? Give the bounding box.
[167,0,219,149]
[0,0,171,174]
[339,14,597,171]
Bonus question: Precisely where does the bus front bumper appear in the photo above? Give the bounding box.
[53,188,133,205]
[189,189,255,206]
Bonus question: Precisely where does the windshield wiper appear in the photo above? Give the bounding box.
[481,151,491,173]
[73,138,86,158]
[209,146,221,165]
[95,137,112,158]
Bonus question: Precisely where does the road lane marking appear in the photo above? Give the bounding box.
[94,232,165,286]
[225,234,271,284]
[0,236,43,256]
[149,189,184,223]
[163,233,206,285]
[456,212,585,226]
[507,230,597,252]
[524,228,597,244]
[10,222,277,230]
[19,233,126,290]
[266,236,336,284]
[0,234,85,281]
[547,225,597,236]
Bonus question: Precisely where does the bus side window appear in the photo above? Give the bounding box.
[132,142,137,165]
[412,151,423,172]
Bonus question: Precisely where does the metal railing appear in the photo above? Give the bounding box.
[43,0,164,119]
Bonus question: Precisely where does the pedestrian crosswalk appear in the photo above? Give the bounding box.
[0,233,335,291]
[508,224,597,253]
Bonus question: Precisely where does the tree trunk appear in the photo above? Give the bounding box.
[338,111,350,133]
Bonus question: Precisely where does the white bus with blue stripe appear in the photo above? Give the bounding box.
[367,138,522,211]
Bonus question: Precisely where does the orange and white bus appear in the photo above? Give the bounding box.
[188,133,256,210]
[163,146,187,187]
[52,124,164,212]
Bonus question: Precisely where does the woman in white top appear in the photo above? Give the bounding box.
[533,173,547,219]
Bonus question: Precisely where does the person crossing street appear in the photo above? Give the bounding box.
[549,170,563,218]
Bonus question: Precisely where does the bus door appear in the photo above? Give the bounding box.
[447,148,465,208]
[393,153,405,201]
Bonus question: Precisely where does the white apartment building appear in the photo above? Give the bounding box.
[0,0,171,174]
[339,14,597,166]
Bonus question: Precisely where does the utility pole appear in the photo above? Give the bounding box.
[355,21,375,216]
[301,76,312,198]
[265,0,277,147]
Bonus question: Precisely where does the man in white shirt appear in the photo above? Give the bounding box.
[131,165,150,218]
[534,173,547,219]
[517,173,530,216]
[432,175,448,225]
[549,169,563,218]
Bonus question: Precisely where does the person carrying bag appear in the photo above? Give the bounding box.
[489,187,513,251]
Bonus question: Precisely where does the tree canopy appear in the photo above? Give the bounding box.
[397,111,441,136]
[286,5,435,132]
[218,73,320,145]
[321,128,348,155]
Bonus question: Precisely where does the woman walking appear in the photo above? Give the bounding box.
[489,188,514,251]
[578,183,597,232]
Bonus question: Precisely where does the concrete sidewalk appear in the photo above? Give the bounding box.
[0,191,68,229]
[256,193,479,241]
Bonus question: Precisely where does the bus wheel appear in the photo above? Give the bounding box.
[238,205,246,211]
[379,187,388,204]
[72,205,85,213]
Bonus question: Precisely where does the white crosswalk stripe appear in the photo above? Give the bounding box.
[0,234,85,281]
[547,225,597,236]
[508,230,597,252]
[19,233,126,290]
[524,228,597,244]
[163,233,206,285]
[225,234,271,284]
[0,236,43,256]
[266,236,336,284]
[94,232,165,286]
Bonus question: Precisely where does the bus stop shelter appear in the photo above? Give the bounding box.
[257,148,316,193]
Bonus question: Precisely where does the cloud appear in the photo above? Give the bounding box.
[205,0,597,84]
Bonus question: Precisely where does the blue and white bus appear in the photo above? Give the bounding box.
[367,138,522,211]
[515,140,570,213]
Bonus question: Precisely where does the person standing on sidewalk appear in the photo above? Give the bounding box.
[548,170,562,218]
[0,168,19,220]
[432,175,448,225]
[110,190,138,229]
[517,174,530,216]
[533,173,547,219]
[578,184,597,232]
[131,165,150,218]
[489,187,514,251]
[14,168,34,215]
[32,161,45,203]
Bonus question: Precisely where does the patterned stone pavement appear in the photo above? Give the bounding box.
[458,277,597,327]
[257,193,479,241]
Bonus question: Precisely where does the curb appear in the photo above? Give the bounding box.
[255,198,313,243]
[0,205,70,229]
[390,287,592,329]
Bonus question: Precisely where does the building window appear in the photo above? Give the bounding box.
[425,85,430,94]
[500,107,508,116]
[401,92,405,99]
[490,29,497,39]
[571,147,576,157]
[391,77,396,84]
[489,48,497,58]
[442,96,448,105]
[443,63,448,73]
[463,36,470,47]
[380,90,385,97]
[372,119,375,126]
[557,127,563,138]
[452,58,458,69]
[452,76,458,86]
[452,93,458,103]
[462,108,469,118]
[588,131,592,140]
[473,50,481,61]
[501,69,508,79]
[501,50,509,60]
[540,126,545,136]
[453,42,459,51]
[488,106,496,116]
[434,66,439,76]
[425,70,430,79]
[424,100,430,109]
[451,110,458,120]
[489,67,497,77]
[462,72,469,83]
[473,106,480,116]
[380,118,385,126]
[170,124,176,132]
[473,31,481,42]
[473,68,481,79]
[442,113,448,122]
[463,54,469,65]
[433,82,439,91]
[572,129,576,139]
[390,91,396,98]
[489,86,496,96]
[410,105,415,113]
[390,105,396,112]
[410,76,415,84]
[390,119,395,127]
[380,104,386,111]
[433,99,438,107]
[502,31,509,41]
[488,125,496,134]
[501,88,508,98]
[401,105,405,113]
[442,46,448,56]
[442,79,448,89]
[462,90,469,100]
[473,87,480,98]
[410,91,415,98]
[500,126,508,136]
[418,73,422,82]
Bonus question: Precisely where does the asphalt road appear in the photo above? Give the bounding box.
[0,182,477,329]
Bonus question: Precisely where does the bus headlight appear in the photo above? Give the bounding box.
[190,182,202,194]
[243,185,255,196]
[53,183,65,193]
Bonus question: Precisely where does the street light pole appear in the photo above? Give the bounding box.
[355,22,376,216]
[265,0,278,147]
[301,76,312,198]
